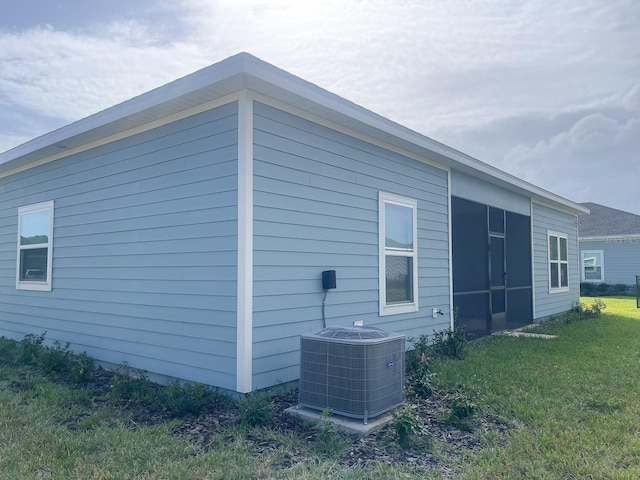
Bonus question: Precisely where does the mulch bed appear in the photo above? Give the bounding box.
[9,365,512,476]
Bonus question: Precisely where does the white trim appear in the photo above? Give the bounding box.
[378,191,419,316]
[16,200,54,292]
[580,234,640,242]
[447,172,454,329]
[236,91,254,393]
[575,218,581,290]
[0,93,241,181]
[250,92,449,174]
[532,198,588,217]
[530,199,536,319]
[548,230,569,294]
[581,250,605,283]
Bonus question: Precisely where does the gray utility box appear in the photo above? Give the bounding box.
[299,326,405,423]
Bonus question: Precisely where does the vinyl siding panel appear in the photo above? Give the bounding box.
[532,202,580,319]
[0,102,239,390]
[251,102,450,389]
[579,240,640,286]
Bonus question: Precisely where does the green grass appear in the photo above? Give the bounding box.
[433,296,640,478]
[0,369,427,479]
[1,297,639,478]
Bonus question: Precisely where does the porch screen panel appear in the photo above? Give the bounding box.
[452,196,490,337]
[452,197,489,292]
[505,211,533,329]
[453,293,489,339]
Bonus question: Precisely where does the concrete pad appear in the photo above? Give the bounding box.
[285,405,392,436]
[498,331,557,339]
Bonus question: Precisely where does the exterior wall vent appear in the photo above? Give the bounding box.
[299,326,405,423]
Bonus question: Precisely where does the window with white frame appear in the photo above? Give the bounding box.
[581,250,604,283]
[379,192,418,315]
[17,201,54,291]
[548,231,568,292]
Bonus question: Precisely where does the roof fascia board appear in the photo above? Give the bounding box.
[580,234,640,242]
[532,198,589,216]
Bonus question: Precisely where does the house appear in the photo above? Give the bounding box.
[578,202,640,292]
[0,53,588,393]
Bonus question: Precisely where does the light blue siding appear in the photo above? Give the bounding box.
[532,202,580,319]
[579,240,640,286]
[0,103,240,390]
[251,102,450,389]
[451,170,530,216]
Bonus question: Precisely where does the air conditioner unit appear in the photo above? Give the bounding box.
[299,326,405,423]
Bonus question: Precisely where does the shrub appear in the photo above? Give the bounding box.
[569,298,607,321]
[411,353,435,398]
[449,393,477,420]
[238,392,271,426]
[109,362,158,407]
[406,334,429,373]
[312,409,349,457]
[580,282,595,297]
[0,336,20,365]
[613,284,628,294]
[432,325,468,360]
[38,340,73,374]
[581,282,633,297]
[392,403,420,449]
[406,335,437,398]
[164,380,220,417]
[20,332,46,364]
[586,298,607,316]
[71,351,95,384]
[444,392,477,431]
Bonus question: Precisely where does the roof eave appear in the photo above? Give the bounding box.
[0,52,588,216]
[580,234,640,241]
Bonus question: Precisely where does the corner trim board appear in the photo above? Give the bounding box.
[448,171,454,329]
[236,91,254,393]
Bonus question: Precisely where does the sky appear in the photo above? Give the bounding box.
[1,0,639,214]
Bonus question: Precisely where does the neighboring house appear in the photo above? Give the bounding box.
[578,202,640,288]
[0,53,587,393]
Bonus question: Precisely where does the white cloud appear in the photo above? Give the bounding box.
[0,24,206,122]
[503,109,640,213]
[0,0,638,212]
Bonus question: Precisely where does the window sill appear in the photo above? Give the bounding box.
[17,282,52,292]
[548,287,569,294]
[380,302,418,316]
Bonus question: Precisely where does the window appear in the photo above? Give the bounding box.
[379,192,418,315]
[581,250,604,283]
[17,201,54,291]
[548,231,568,293]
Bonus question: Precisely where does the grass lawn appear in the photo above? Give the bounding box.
[433,296,640,479]
[1,296,639,479]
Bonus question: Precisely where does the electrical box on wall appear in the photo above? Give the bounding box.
[322,270,336,290]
